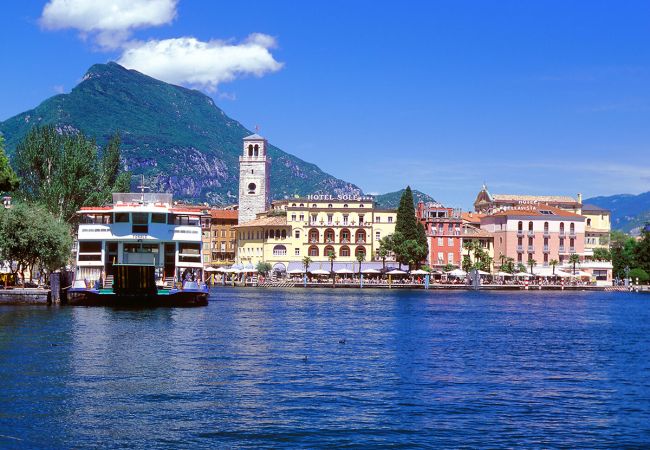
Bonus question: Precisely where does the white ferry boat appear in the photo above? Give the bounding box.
[68,192,209,306]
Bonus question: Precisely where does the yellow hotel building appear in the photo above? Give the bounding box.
[235,197,397,273]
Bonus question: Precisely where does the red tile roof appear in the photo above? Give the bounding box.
[209,209,238,220]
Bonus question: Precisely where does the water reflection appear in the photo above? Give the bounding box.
[0,290,649,448]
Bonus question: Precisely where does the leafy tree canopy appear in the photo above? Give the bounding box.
[14,126,131,225]
[0,135,19,193]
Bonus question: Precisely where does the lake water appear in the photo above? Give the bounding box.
[1,289,649,448]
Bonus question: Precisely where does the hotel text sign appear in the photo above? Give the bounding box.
[306,194,374,201]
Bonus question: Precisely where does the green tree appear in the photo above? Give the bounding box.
[592,247,612,262]
[549,259,559,275]
[377,240,389,271]
[14,126,131,225]
[0,202,71,284]
[442,263,456,272]
[633,231,650,274]
[569,253,580,275]
[255,261,272,276]
[516,262,527,273]
[0,135,19,193]
[302,256,312,273]
[502,257,515,274]
[356,252,365,278]
[528,258,537,275]
[395,186,418,241]
[610,231,637,278]
[462,255,473,272]
[629,267,649,283]
[328,250,336,277]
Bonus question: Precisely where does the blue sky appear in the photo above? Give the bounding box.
[2,1,650,209]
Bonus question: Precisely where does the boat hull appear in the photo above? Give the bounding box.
[67,288,208,307]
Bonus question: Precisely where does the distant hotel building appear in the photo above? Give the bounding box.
[235,198,397,273]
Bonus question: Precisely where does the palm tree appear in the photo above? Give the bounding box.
[569,253,580,275]
[549,259,559,275]
[528,258,537,275]
[377,246,388,272]
[356,252,365,278]
[517,262,527,273]
[328,250,336,277]
[302,256,312,274]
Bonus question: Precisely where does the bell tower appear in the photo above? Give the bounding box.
[238,132,270,224]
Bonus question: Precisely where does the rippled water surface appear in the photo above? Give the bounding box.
[1,289,650,448]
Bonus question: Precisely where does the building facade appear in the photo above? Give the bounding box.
[480,204,586,269]
[202,209,238,268]
[581,203,611,259]
[236,197,397,273]
[474,185,582,215]
[238,133,270,224]
[416,202,463,269]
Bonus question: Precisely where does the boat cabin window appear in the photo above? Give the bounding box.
[173,215,201,226]
[78,241,102,261]
[132,213,149,233]
[151,213,166,224]
[81,214,112,224]
[179,243,201,262]
[115,213,130,223]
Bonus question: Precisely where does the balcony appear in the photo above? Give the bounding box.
[569,247,576,253]
[356,239,366,244]
[517,245,523,252]
[527,245,534,253]
[527,230,535,237]
[569,232,576,238]
[517,230,524,237]
[559,246,566,253]
[543,245,550,253]
[559,231,566,238]
[543,230,550,237]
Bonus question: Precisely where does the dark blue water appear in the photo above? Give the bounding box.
[1,289,649,448]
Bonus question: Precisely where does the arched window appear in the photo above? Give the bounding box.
[587,218,591,226]
[254,144,259,157]
[528,221,533,230]
[518,221,523,230]
[308,245,319,257]
[269,229,275,238]
[248,144,253,157]
[291,203,296,207]
[275,229,280,238]
[340,246,350,257]
[324,245,335,257]
[248,183,256,194]
[355,246,366,258]
[328,204,333,208]
[324,228,335,243]
[340,228,350,243]
[359,204,365,208]
[570,222,575,233]
[544,221,549,231]
[281,229,287,238]
[273,245,287,256]
[312,204,317,208]
[355,229,366,243]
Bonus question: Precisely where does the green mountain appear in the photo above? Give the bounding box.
[374,189,436,209]
[585,191,650,234]
[0,62,360,204]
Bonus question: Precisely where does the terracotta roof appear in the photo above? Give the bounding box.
[484,204,584,219]
[235,215,287,228]
[491,194,578,203]
[581,203,610,213]
[463,225,493,238]
[243,133,265,140]
[209,209,238,220]
[461,212,485,223]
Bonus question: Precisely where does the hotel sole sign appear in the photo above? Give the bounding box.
[306,194,374,201]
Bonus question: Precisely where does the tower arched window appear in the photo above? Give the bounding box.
[248,183,256,194]
[254,144,259,157]
[248,144,253,157]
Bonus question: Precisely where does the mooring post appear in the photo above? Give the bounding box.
[50,272,61,304]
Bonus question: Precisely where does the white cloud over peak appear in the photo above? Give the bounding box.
[117,35,284,91]
[40,0,177,49]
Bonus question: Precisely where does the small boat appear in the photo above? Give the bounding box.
[67,190,209,307]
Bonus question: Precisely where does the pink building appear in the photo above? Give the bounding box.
[480,204,585,269]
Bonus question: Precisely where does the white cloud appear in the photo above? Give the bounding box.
[117,34,284,91]
[40,0,177,49]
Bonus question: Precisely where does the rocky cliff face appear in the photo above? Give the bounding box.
[0,62,361,204]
